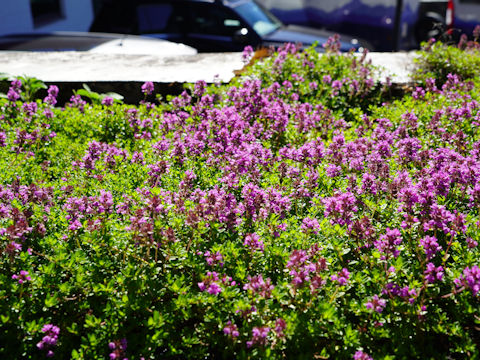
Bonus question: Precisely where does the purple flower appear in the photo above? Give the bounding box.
[286,249,326,291]
[474,24,480,39]
[108,338,128,360]
[37,324,60,357]
[397,185,420,211]
[11,79,22,91]
[68,219,82,231]
[323,75,332,84]
[5,241,21,255]
[397,137,421,164]
[22,102,38,118]
[243,274,274,298]
[424,262,444,283]
[454,265,480,296]
[243,233,264,252]
[246,326,270,348]
[365,295,386,313]
[466,237,478,249]
[223,321,239,338]
[0,132,6,147]
[131,151,145,165]
[361,173,378,195]
[207,282,222,295]
[7,88,20,102]
[326,164,342,178]
[242,45,254,64]
[12,270,31,284]
[43,108,54,119]
[48,85,59,98]
[394,285,418,304]
[354,350,373,360]
[203,250,223,267]
[331,80,343,90]
[44,85,59,106]
[274,318,286,337]
[323,191,358,226]
[301,217,320,235]
[323,34,341,53]
[425,77,437,92]
[374,228,403,258]
[102,96,114,106]
[419,235,442,259]
[192,80,207,97]
[141,81,154,95]
[331,268,350,286]
[198,271,222,295]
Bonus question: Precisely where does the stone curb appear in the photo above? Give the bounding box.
[0,51,419,103]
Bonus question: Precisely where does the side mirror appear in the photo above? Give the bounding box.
[233,28,249,43]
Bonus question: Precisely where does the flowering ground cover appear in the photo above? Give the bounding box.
[1,38,480,359]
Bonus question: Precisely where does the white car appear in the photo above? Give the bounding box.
[0,31,197,56]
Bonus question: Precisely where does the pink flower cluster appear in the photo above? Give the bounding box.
[37,324,60,357]
[454,265,480,296]
[12,270,31,284]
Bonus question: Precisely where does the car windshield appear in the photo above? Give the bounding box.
[235,1,281,36]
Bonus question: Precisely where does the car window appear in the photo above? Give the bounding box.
[90,1,136,34]
[235,1,281,36]
[188,4,245,36]
[136,4,186,33]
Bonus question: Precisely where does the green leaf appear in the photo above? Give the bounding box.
[147,310,164,329]
[44,294,58,308]
[67,322,79,335]
[76,89,101,101]
[84,314,102,328]
[104,92,124,101]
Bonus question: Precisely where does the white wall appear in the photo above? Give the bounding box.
[0,0,93,36]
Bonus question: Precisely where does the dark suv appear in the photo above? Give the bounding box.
[90,0,369,52]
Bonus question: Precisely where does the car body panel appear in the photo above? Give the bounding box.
[263,24,362,51]
[0,32,198,56]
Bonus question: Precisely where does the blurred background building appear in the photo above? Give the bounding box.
[0,0,99,36]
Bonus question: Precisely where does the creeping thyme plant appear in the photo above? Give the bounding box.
[1,34,480,359]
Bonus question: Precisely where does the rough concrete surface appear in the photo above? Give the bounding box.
[0,51,245,83]
[0,51,418,84]
[364,52,418,84]
[0,50,419,103]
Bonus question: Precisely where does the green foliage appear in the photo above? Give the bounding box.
[75,84,124,104]
[0,42,479,359]
[414,38,480,85]
[16,75,48,102]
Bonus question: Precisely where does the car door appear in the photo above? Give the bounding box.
[90,0,136,34]
[135,2,188,44]
[184,2,253,52]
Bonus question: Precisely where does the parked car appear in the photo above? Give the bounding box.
[0,31,197,56]
[256,0,454,51]
[89,0,370,52]
[450,0,480,39]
